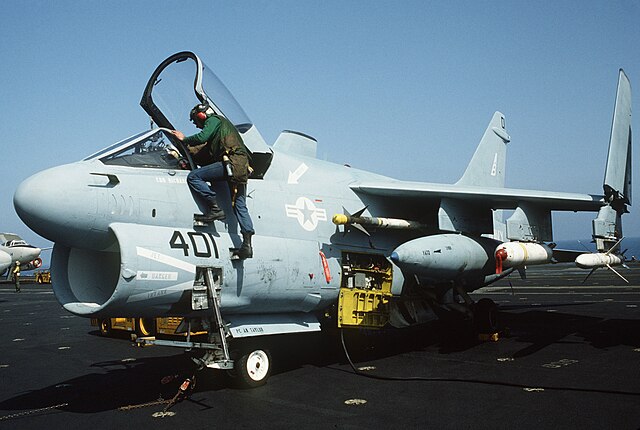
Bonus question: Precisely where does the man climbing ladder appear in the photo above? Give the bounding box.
[171,103,254,259]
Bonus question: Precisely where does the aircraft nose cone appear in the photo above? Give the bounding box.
[14,169,51,234]
[14,165,99,247]
[29,247,42,261]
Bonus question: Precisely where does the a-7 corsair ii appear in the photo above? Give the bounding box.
[13,52,632,387]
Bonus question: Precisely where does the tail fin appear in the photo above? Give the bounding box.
[456,111,510,188]
[593,69,632,251]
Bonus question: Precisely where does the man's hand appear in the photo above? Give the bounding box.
[170,130,185,141]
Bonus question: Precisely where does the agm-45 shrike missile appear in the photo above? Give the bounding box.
[494,242,554,274]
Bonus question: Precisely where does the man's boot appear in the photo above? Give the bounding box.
[194,201,226,223]
[236,232,253,259]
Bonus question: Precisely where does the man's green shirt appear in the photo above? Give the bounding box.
[183,115,248,162]
[183,115,223,160]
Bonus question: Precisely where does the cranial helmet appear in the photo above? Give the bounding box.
[190,103,214,125]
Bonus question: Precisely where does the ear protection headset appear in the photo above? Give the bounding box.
[190,103,215,124]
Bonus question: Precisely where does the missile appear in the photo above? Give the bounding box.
[575,252,624,269]
[494,242,553,274]
[332,212,428,236]
[575,252,628,283]
[332,214,426,230]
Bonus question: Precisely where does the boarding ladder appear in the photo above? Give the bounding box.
[135,266,234,370]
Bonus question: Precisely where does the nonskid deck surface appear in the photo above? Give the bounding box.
[0,264,639,429]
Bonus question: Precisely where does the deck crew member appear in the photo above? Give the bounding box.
[171,103,254,259]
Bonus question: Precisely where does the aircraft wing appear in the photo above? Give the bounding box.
[351,181,604,211]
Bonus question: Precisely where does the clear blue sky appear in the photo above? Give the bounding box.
[1,1,639,260]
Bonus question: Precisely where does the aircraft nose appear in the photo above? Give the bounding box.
[14,165,100,248]
[14,169,52,235]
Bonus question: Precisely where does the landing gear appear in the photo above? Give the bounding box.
[473,298,499,334]
[451,286,499,335]
[228,347,272,388]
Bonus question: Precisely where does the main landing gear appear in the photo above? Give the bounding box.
[473,298,499,335]
[452,286,500,336]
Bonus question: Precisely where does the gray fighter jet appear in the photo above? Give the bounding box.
[13,52,632,387]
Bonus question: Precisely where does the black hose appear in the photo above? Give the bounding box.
[339,329,640,396]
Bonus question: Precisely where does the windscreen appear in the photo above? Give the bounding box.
[99,130,183,169]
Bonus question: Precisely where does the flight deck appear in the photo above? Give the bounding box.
[0,265,639,429]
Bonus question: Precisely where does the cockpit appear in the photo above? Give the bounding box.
[84,129,183,170]
[79,52,273,175]
[6,240,31,248]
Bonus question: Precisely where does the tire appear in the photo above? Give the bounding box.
[136,318,156,336]
[474,298,498,334]
[233,348,272,388]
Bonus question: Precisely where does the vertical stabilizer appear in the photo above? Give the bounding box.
[456,112,510,188]
[593,69,632,251]
[603,69,632,208]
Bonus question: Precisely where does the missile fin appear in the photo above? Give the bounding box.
[606,264,629,284]
[582,268,597,284]
[517,267,526,280]
[351,223,370,236]
[352,206,368,218]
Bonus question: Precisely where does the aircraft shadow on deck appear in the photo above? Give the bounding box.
[2,308,640,414]
[499,310,640,358]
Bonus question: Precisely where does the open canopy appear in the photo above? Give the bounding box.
[140,52,252,131]
[140,51,272,166]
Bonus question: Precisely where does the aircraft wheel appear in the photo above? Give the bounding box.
[474,298,498,334]
[231,348,272,388]
[136,318,156,336]
[100,319,111,336]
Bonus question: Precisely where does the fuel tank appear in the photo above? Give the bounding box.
[389,234,501,283]
[495,241,553,273]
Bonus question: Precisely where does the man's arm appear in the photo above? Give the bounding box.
[172,116,221,146]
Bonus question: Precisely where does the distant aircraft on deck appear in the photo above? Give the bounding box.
[0,233,44,275]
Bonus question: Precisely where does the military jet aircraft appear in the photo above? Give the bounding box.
[13,52,632,387]
[0,233,44,275]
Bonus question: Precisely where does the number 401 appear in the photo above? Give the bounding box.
[169,230,219,258]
